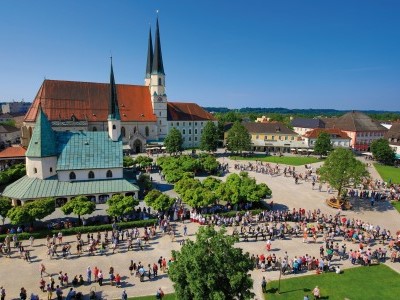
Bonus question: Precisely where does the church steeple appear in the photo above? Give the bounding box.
[108,58,120,121]
[108,58,121,142]
[152,17,165,75]
[145,27,153,82]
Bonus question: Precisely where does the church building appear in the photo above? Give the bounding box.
[21,18,216,152]
[3,62,139,206]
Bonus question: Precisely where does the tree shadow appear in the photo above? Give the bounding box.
[152,182,174,192]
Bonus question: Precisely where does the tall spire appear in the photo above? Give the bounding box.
[152,17,165,75]
[26,104,57,158]
[145,27,153,79]
[108,57,120,120]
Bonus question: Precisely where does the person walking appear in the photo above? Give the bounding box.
[261,276,267,293]
[87,266,92,284]
[121,290,127,300]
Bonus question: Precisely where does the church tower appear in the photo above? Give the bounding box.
[25,105,58,179]
[144,27,153,87]
[108,59,121,142]
[150,17,168,139]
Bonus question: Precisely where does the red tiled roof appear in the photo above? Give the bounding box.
[24,80,157,123]
[167,102,216,121]
[304,128,351,139]
[0,146,26,159]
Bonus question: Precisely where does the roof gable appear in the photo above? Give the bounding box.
[332,111,387,132]
[243,122,296,135]
[291,118,325,128]
[25,80,157,123]
[167,102,215,121]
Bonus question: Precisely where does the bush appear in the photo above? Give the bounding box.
[0,219,157,241]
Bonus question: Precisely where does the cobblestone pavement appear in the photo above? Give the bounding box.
[1,153,399,300]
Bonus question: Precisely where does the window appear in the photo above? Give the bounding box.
[92,127,97,132]
[194,136,197,141]
[194,129,198,134]
[159,120,162,125]
[145,126,149,137]
[271,136,275,140]
[189,137,191,141]
[158,78,162,85]
[201,129,203,134]
[285,136,288,140]
[121,127,126,137]
[256,135,259,139]
[183,129,186,135]
[189,122,192,126]
[88,171,95,179]
[189,129,192,134]
[112,124,116,129]
[106,170,113,178]
[195,122,197,126]
[34,168,37,174]
[159,112,161,116]
[201,122,203,126]
[69,172,76,180]
[183,122,185,126]
[50,167,53,173]
[177,122,179,126]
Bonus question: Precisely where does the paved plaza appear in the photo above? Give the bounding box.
[1,154,400,300]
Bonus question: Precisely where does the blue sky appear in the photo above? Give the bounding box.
[1,0,399,111]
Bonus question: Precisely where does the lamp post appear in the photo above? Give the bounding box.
[278,257,282,294]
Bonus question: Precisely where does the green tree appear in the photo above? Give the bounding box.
[199,154,219,174]
[123,156,134,167]
[61,196,96,225]
[144,189,175,212]
[370,138,395,166]
[106,194,139,218]
[0,197,12,225]
[226,122,251,154]
[202,177,222,191]
[7,198,55,226]
[169,226,254,300]
[137,173,153,192]
[164,127,183,155]
[318,148,369,198]
[200,121,219,152]
[314,132,333,157]
[134,156,153,168]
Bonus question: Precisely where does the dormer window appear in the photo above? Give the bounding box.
[106,170,113,178]
[88,171,95,179]
[69,172,76,180]
[112,125,116,130]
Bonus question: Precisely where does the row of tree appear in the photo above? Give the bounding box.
[0,194,140,227]
[0,163,26,185]
[174,172,272,208]
[123,155,153,168]
[157,154,220,183]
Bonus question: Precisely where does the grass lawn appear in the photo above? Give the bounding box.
[264,264,400,300]
[374,163,400,184]
[231,154,322,166]
[391,201,400,213]
[128,294,175,300]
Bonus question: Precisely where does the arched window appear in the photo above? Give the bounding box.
[121,127,126,137]
[69,172,76,180]
[145,126,149,137]
[106,170,113,178]
[88,171,95,179]
[92,127,97,132]
[50,167,53,173]
[34,168,37,174]
[158,78,162,85]
[112,124,116,129]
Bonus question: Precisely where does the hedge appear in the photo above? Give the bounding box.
[0,219,157,241]
[204,208,265,218]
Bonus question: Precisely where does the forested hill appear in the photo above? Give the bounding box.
[203,107,400,121]
[203,107,400,115]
